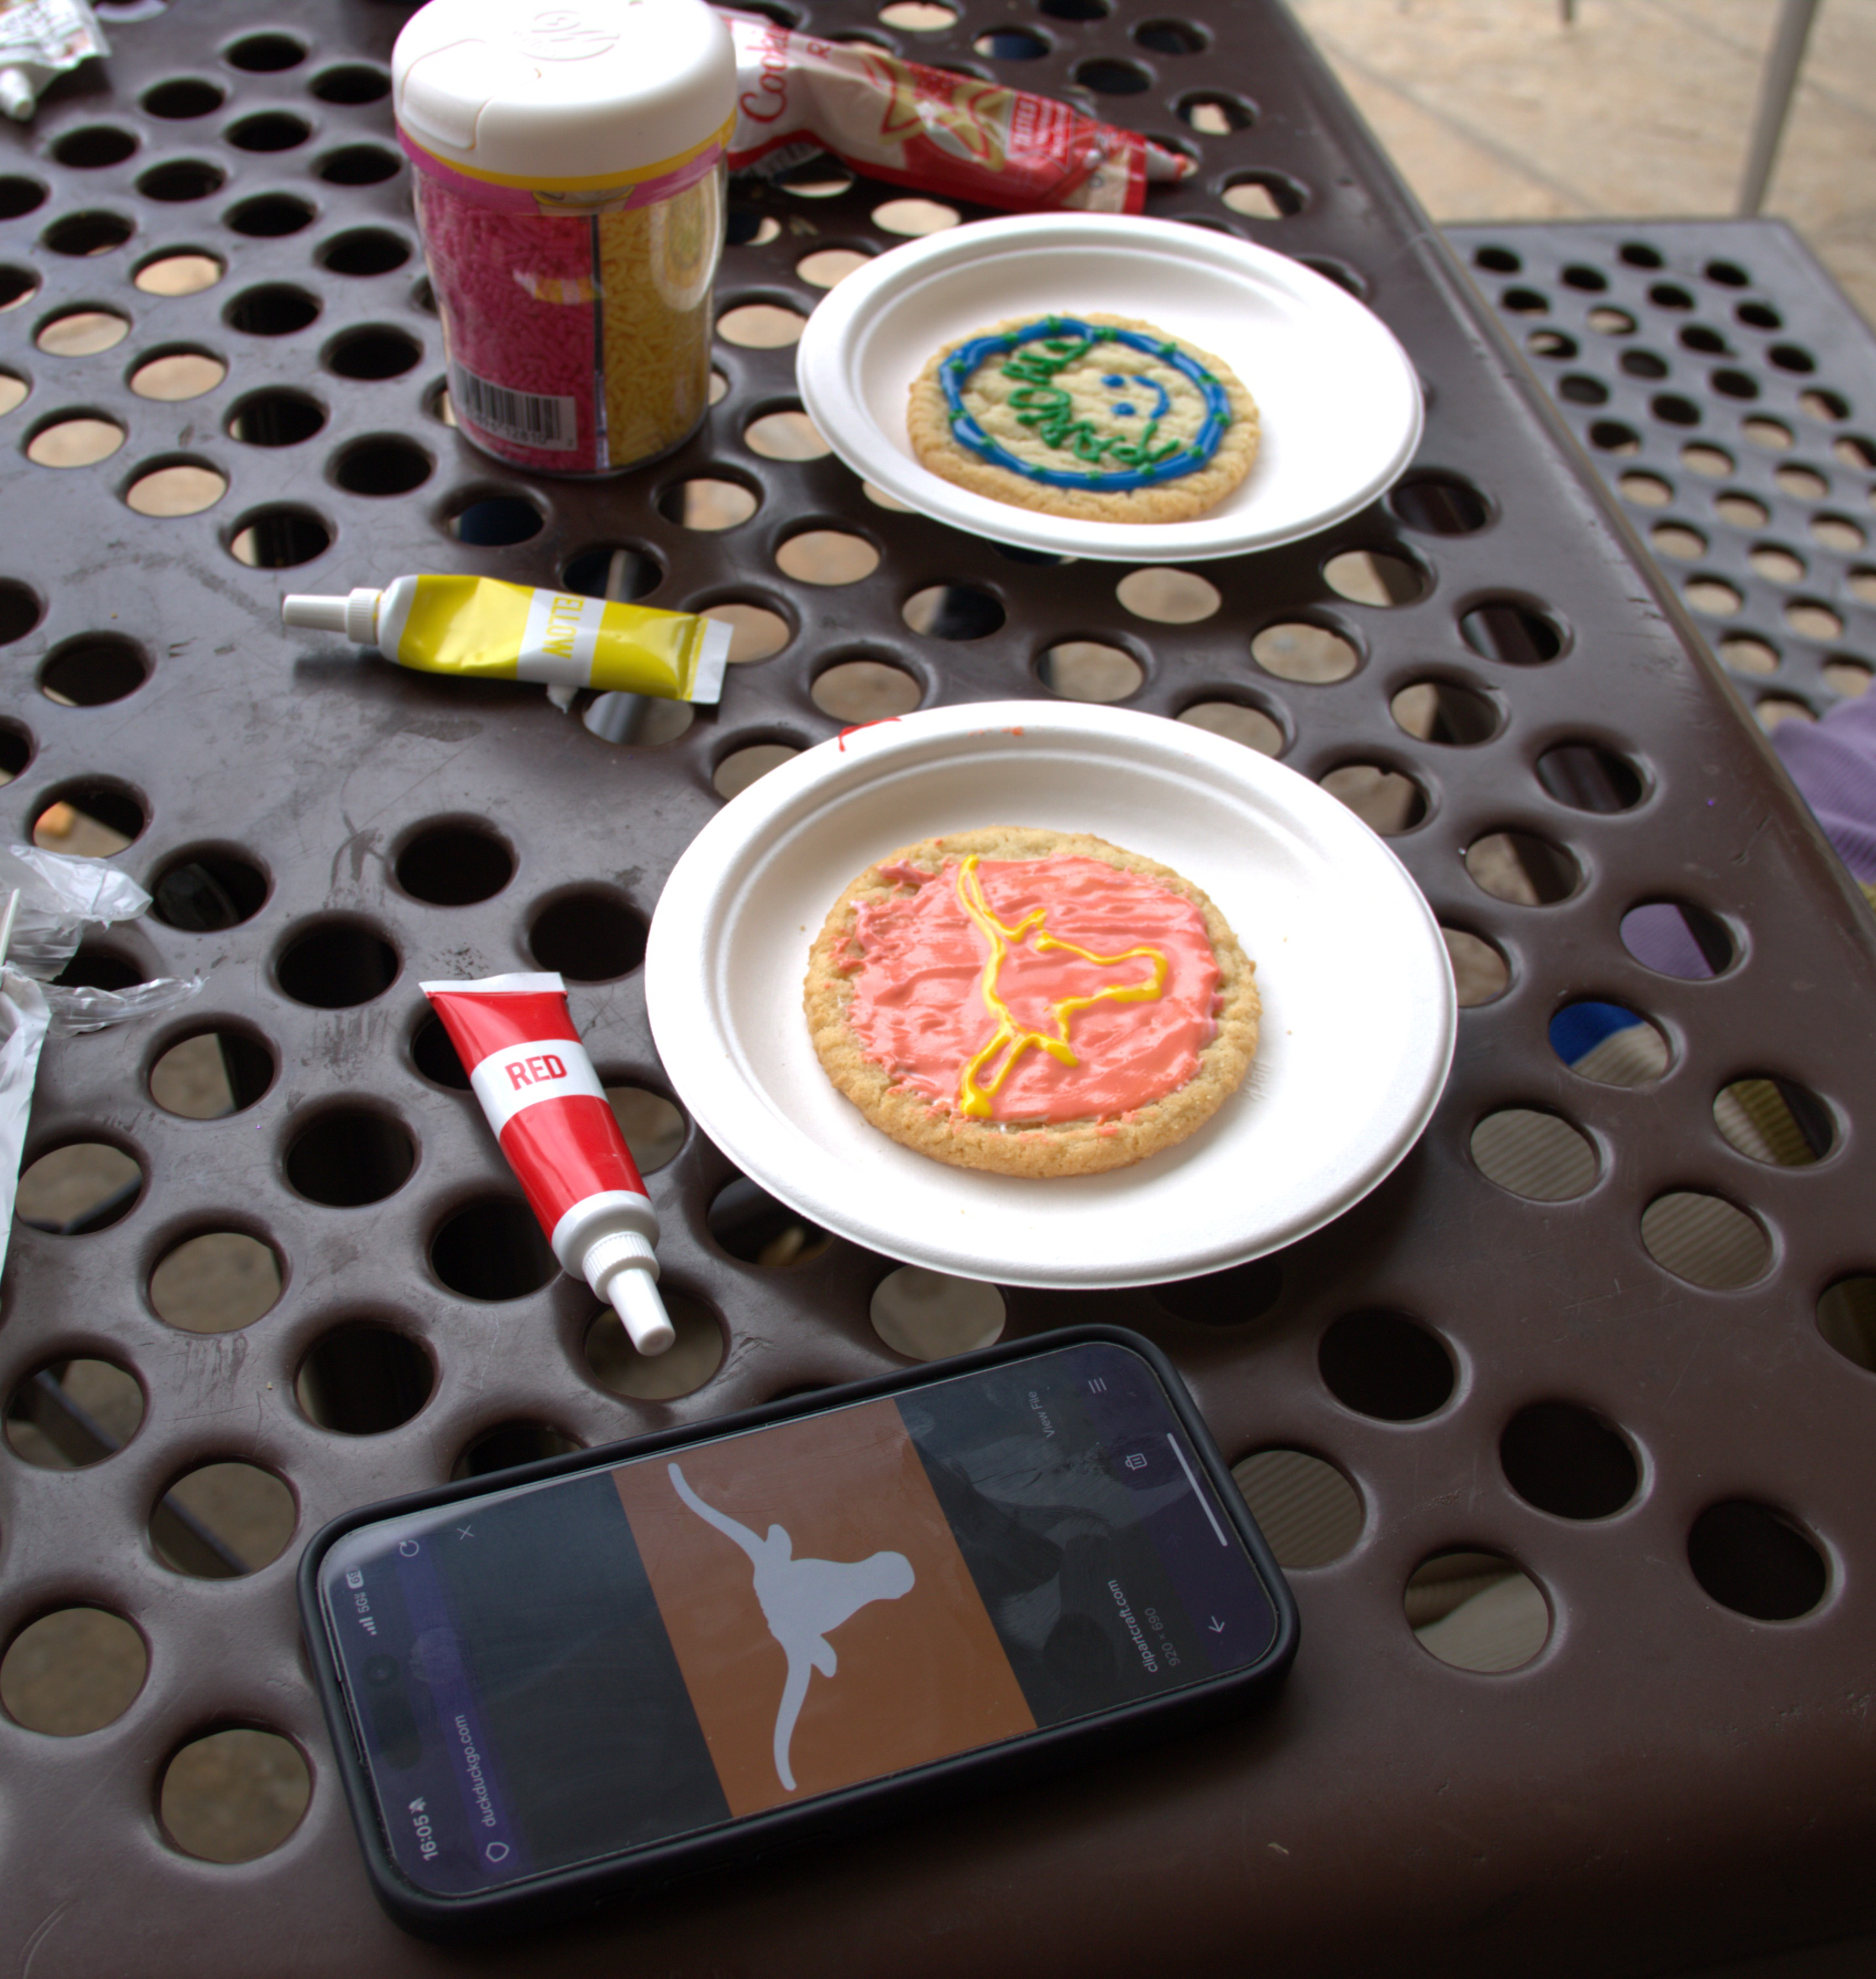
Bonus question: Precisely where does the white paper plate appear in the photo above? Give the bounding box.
[646,704,1454,1289]
[794,212,1424,563]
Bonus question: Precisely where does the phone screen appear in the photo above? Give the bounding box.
[318,1340,1277,1897]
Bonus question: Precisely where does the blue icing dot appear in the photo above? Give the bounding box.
[1112,402,1136,418]
[1102,374,1128,389]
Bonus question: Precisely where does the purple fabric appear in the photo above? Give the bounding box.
[1774,687,1876,883]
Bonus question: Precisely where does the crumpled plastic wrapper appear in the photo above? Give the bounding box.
[725,11,1193,216]
[0,843,201,1274]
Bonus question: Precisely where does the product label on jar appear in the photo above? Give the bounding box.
[452,362,579,453]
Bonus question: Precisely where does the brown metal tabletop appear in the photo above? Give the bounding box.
[3,1,1875,1974]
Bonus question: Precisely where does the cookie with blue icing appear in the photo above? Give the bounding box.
[908,311,1259,523]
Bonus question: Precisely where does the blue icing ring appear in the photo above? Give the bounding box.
[939,314,1232,491]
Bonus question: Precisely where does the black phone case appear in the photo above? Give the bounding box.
[296,1323,1299,1941]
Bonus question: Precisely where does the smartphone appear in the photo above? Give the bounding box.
[300,1326,1297,1938]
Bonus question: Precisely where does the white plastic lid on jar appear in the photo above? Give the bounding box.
[392,0,736,183]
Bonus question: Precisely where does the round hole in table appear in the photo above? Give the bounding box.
[1810,512,1864,552]
[138,159,226,203]
[714,740,801,799]
[1465,831,1579,906]
[149,1028,276,1118]
[1641,1190,1770,1288]
[1320,762,1425,834]
[310,62,390,104]
[159,1729,310,1864]
[1549,1001,1668,1085]
[430,1197,556,1302]
[1442,927,1509,1007]
[1620,349,1669,381]
[1323,549,1428,607]
[41,211,135,258]
[151,848,269,930]
[316,143,400,186]
[527,890,647,981]
[1408,1551,1550,1672]
[1389,472,1490,535]
[130,348,226,401]
[1650,522,1706,561]
[27,414,126,469]
[39,633,148,706]
[1471,1109,1599,1201]
[1816,1276,1876,1373]
[1687,1500,1826,1621]
[408,1014,468,1090]
[1177,91,1254,133]
[1823,659,1872,697]
[34,308,129,358]
[659,477,758,531]
[275,920,399,1007]
[1231,1450,1361,1568]
[1718,633,1779,676]
[1151,1256,1283,1326]
[1458,597,1564,664]
[149,1232,282,1333]
[0,581,44,645]
[1039,641,1142,702]
[606,1087,687,1173]
[317,227,411,276]
[586,1293,725,1400]
[31,779,145,857]
[296,1322,434,1434]
[871,1267,1005,1361]
[1501,1402,1639,1520]
[323,325,421,380]
[1755,696,1815,733]
[1784,598,1842,641]
[285,1107,416,1208]
[1526,328,1575,360]
[778,530,878,585]
[394,819,513,906]
[703,600,792,664]
[1536,740,1646,812]
[0,369,24,418]
[745,408,829,460]
[452,1421,583,1481]
[718,302,808,348]
[224,192,315,239]
[796,246,872,288]
[153,1461,296,1577]
[812,657,923,722]
[444,492,542,547]
[125,460,226,517]
[709,1175,834,1269]
[16,1141,143,1235]
[331,434,433,497]
[1222,172,1305,219]
[224,282,319,336]
[1177,699,1284,757]
[228,505,332,568]
[5,1357,144,1468]
[1390,678,1498,745]
[1557,374,1607,407]
[1683,576,1743,617]
[1743,416,1794,451]
[1712,1075,1831,1166]
[1749,542,1806,584]
[1319,1310,1454,1421]
[1,1609,146,1734]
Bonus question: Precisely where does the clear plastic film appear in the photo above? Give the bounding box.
[0,843,202,1033]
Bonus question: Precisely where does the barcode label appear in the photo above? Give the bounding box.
[453,365,578,452]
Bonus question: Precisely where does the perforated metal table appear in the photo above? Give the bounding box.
[3,2,1876,1975]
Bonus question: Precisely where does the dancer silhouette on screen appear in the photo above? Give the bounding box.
[668,1462,915,1792]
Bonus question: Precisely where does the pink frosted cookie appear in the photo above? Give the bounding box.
[803,827,1259,1177]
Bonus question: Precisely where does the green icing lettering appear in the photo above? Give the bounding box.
[982,327,1197,473]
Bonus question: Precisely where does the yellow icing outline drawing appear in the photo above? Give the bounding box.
[953,854,1168,1119]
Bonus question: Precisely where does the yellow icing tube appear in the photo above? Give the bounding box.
[280,574,729,704]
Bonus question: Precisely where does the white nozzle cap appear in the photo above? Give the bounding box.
[281,588,384,645]
[0,70,36,123]
[583,1229,673,1356]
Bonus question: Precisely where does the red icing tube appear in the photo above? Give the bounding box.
[420,970,674,1356]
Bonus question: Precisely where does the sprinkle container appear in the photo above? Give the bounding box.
[392,0,736,477]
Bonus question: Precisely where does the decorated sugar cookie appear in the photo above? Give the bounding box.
[804,827,1259,1177]
[907,312,1260,524]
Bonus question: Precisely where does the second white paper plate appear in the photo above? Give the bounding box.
[795,212,1424,563]
[645,704,1454,1289]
